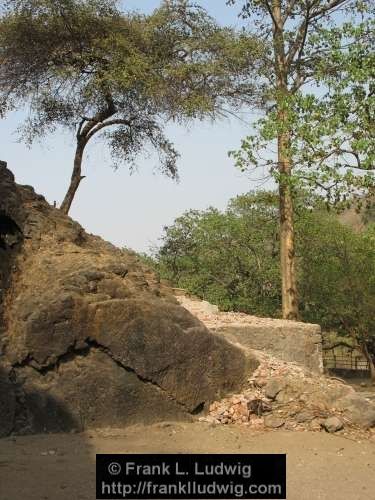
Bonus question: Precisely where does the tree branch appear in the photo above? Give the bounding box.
[309,0,351,20]
[78,95,118,139]
[282,0,298,24]
[76,118,86,139]
[86,117,134,141]
[263,0,281,30]
[286,5,310,70]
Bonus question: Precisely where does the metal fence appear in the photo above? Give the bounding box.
[323,351,370,371]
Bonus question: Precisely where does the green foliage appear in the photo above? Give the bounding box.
[0,0,262,176]
[156,202,281,315]
[152,191,375,351]
[297,208,375,359]
[229,5,374,209]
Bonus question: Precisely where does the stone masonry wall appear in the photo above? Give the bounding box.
[177,295,323,374]
[213,324,323,373]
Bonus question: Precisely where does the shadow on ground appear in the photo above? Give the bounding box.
[0,365,95,500]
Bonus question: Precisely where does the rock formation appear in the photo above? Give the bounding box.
[0,162,257,436]
[1,162,374,438]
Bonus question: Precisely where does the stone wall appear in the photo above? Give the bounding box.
[212,324,323,374]
[176,295,323,374]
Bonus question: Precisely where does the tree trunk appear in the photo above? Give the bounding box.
[60,140,86,214]
[361,342,375,380]
[278,130,299,320]
[272,0,299,320]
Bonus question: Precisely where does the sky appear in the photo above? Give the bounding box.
[0,0,272,253]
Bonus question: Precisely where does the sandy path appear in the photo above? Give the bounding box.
[1,422,375,500]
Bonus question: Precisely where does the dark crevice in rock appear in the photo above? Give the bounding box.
[85,338,199,412]
[191,402,205,415]
[0,212,23,343]
[12,338,195,413]
[0,212,22,249]
[12,347,88,374]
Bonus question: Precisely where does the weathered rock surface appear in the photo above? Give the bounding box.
[322,417,343,433]
[0,163,257,436]
[334,393,375,429]
[264,415,285,429]
[264,377,286,400]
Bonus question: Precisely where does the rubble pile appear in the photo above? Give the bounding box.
[176,293,375,436]
[176,294,296,330]
[201,352,375,436]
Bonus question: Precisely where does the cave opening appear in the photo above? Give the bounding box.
[0,212,23,335]
[0,212,22,250]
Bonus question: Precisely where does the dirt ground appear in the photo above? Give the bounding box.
[1,422,375,500]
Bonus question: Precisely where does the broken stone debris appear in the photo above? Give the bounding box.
[201,350,375,436]
[322,417,343,433]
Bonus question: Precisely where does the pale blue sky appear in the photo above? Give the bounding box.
[1,1,271,252]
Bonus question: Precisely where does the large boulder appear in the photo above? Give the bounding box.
[0,162,258,436]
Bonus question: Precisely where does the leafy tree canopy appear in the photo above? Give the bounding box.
[226,0,374,318]
[152,191,375,356]
[0,0,262,211]
[229,3,374,209]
